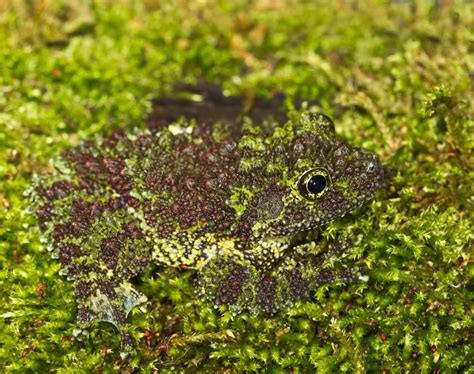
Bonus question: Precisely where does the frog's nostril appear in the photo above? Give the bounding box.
[366,162,376,173]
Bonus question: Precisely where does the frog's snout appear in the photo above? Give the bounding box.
[360,153,384,193]
[368,157,384,180]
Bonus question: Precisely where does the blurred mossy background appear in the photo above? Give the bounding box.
[0,0,472,372]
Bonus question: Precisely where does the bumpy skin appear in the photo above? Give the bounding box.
[28,113,383,335]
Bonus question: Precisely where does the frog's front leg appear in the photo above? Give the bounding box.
[195,238,361,314]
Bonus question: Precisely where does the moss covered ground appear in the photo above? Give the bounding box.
[0,1,472,372]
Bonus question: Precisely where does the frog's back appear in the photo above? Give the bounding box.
[130,122,243,239]
[126,117,299,245]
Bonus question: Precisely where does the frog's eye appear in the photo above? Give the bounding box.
[297,167,331,200]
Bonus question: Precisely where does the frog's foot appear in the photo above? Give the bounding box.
[75,279,147,352]
[282,238,365,287]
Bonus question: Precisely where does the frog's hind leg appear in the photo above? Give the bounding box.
[49,209,152,353]
[195,240,361,314]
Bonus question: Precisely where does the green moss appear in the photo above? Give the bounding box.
[0,0,472,371]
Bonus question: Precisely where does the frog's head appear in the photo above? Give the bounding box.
[235,113,384,241]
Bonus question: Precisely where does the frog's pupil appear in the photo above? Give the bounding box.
[307,175,326,194]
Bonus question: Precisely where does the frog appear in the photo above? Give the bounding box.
[27,112,384,345]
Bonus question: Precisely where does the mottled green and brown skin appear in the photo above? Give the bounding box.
[28,113,383,339]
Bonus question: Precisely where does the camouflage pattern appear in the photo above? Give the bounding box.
[27,113,384,336]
